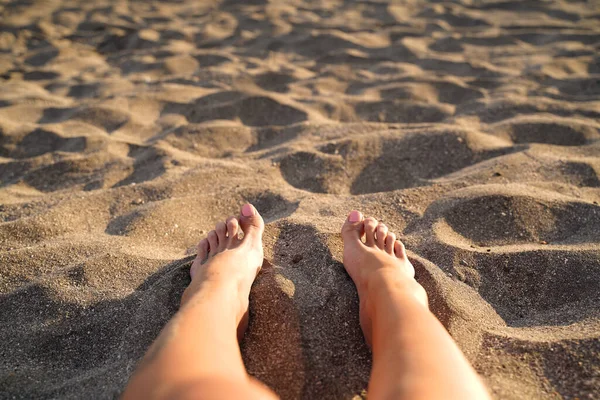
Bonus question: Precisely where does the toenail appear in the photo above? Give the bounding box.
[242,203,255,217]
[349,210,361,222]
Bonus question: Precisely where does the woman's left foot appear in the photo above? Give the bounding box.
[181,203,265,339]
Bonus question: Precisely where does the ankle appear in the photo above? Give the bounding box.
[364,269,428,309]
[182,277,237,307]
[181,277,250,325]
[364,268,411,293]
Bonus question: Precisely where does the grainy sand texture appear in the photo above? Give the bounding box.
[1,0,599,398]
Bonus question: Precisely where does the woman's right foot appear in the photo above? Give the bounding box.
[341,210,428,345]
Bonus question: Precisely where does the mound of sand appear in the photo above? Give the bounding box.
[1,0,599,398]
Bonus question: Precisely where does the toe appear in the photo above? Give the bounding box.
[385,232,396,254]
[207,230,218,256]
[215,222,227,251]
[394,239,406,259]
[341,210,364,243]
[395,240,415,277]
[197,238,209,261]
[191,239,209,279]
[226,216,239,243]
[239,203,264,242]
[364,217,378,247]
[376,223,388,249]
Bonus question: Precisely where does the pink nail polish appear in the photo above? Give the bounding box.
[348,210,361,222]
[242,204,254,217]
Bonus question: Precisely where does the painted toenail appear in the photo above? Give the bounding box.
[242,203,255,217]
[349,210,361,222]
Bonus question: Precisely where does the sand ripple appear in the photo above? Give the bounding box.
[1,0,599,398]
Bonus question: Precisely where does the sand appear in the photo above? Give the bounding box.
[0,0,599,398]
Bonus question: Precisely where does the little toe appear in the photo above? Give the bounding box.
[394,240,407,259]
[363,217,378,247]
[376,223,388,249]
[207,230,218,256]
[191,239,209,279]
[216,222,227,251]
[341,210,364,243]
[395,240,415,277]
[226,216,239,243]
[239,203,264,242]
[385,232,396,254]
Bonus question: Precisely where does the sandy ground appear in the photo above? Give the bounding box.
[1,0,599,398]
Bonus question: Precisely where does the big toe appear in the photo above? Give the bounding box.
[341,210,364,243]
[239,203,264,241]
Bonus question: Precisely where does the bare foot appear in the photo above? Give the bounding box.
[341,210,427,345]
[182,203,264,340]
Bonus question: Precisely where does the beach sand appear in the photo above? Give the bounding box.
[1,0,599,398]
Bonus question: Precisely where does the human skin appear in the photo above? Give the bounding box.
[122,205,490,400]
[122,204,276,400]
[341,210,491,399]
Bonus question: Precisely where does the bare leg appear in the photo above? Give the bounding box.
[123,204,278,400]
[341,211,491,400]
